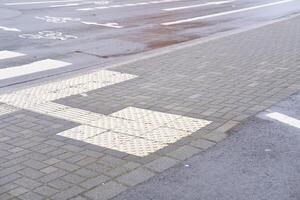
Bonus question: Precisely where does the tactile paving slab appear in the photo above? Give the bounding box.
[0,70,137,108]
[54,106,211,157]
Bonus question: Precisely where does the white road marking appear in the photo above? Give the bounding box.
[266,112,300,129]
[36,16,81,23]
[50,0,109,7]
[81,21,123,28]
[163,0,234,11]
[0,59,71,80]
[19,31,78,40]
[5,0,83,6]
[0,26,21,32]
[77,0,181,11]
[50,3,80,7]
[0,51,25,60]
[162,0,294,25]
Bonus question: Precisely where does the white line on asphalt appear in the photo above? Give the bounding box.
[77,0,181,11]
[162,0,294,25]
[50,3,80,7]
[5,0,83,6]
[81,21,123,28]
[266,112,300,129]
[163,0,234,11]
[0,59,71,80]
[0,51,25,60]
[0,26,21,32]
[50,1,109,8]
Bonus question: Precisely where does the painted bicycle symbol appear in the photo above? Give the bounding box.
[19,31,78,40]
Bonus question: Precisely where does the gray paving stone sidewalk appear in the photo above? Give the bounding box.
[1,15,300,200]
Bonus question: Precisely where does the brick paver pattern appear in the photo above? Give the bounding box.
[1,15,300,200]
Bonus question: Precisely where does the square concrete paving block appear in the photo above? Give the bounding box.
[18,167,45,179]
[215,120,239,133]
[52,185,84,200]
[14,177,42,190]
[40,166,58,174]
[84,131,132,149]
[84,181,127,200]
[201,130,228,142]
[190,138,216,150]
[0,193,13,200]
[116,167,155,186]
[167,145,202,160]
[88,114,128,127]
[57,125,107,141]
[111,120,159,136]
[113,137,167,157]
[8,187,29,196]
[71,196,89,200]
[85,131,167,157]
[0,104,19,116]
[99,155,127,167]
[110,106,181,125]
[165,116,211,132]
[18,192,44,200]
[138,127,191,144]
[48,179,73,190]
[34,185,58,196]
[80,175,111,189]
[145,156,179,172]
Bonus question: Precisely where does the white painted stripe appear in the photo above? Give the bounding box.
[81,21,123,28]
[163,0,234,11]
[266,112,300,129]
[50,3,80,7]
[0,51,25,60]
[77,0,181,11]
[0,26,21,32]
[0,59,71,80]
[5,0,83,6]
[162,0,294,25]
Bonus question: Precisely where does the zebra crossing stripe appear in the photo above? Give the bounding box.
[0,59,71,80]
[0,50,25,60]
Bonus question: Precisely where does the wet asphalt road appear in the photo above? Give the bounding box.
[1,0,300,87]
[112,92,300,200]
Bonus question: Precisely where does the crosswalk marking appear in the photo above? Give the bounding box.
[0,50,25,60]
[0,59,71,80]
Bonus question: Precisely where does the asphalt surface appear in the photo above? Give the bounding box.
[113,92,300,200]
[1,0,300,87]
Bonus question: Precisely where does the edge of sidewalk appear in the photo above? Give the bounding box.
[1,12,300,95]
